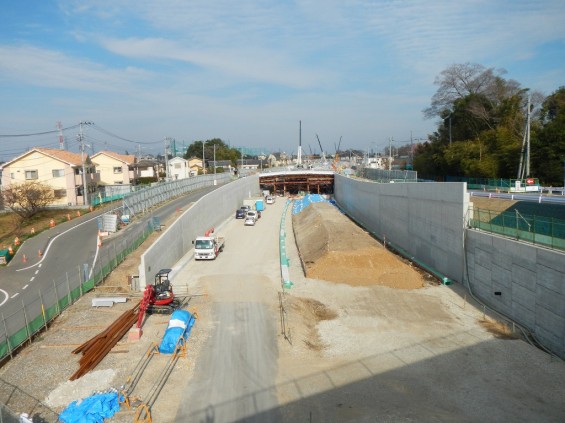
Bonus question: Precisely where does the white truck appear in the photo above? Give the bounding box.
[193,229,225,260]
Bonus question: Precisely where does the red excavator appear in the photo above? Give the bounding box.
[136,269,182,329]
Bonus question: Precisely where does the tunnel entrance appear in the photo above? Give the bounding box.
[259,170,334,196]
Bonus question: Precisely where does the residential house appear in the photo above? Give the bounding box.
[187,157,204,176]
[0,147,99,206]
[134,158,160,182]
[238,159,260,171]
[208,160,234,174]
[91,151,137,186]
[168,157,190,180]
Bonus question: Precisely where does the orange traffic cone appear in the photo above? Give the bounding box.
[38,249,43,257]
[22,254,27,263]
[97,236,102,248]
[49,219,55,228]
[76,211,81,217]
[89,206,93,212]
[67,213,71,221]
[14,237,20,246]
[31,227,35,234]
[8,245,13,255]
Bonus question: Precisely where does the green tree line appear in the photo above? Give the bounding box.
[184,138,241,167]
[415,63,565,185]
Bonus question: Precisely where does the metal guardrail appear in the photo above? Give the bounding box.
[469,207,565,251]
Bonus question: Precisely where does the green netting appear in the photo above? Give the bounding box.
[470,207,565,251]
[8,327,29,352]
[0,222,153,362]
[44,303,59,321]
[28,314,45,334]
[0,342,8,358]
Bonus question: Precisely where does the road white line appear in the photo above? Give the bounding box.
[0,289,10,307]
[11,293,19,299]
[30,277,35,282]
[34,270,39,275]
[22,285,28,290]
[16,214,102,272]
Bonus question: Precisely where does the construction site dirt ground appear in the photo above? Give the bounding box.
[1,197,565,422]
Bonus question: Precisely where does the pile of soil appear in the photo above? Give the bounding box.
[292,202,424,289]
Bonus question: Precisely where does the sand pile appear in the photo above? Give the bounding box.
[292,202,424,289]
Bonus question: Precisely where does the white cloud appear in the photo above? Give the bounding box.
[0,45,151,91]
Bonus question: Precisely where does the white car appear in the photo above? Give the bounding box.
[244,217,256,226]
[266,196,275,204]
[246,210,259,221]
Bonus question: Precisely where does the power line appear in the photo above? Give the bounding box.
[0,124,80,138]
[91,124,162,145]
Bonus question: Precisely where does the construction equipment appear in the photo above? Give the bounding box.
[193,228,225,260]
[136,269,182,330]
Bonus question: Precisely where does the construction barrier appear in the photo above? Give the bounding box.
[0,221,154,368]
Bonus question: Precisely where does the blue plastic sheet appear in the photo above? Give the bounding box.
[292,194,333,215]
[59,392,119,423]
[158,310,196,354]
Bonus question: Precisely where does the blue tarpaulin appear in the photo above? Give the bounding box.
[59,392,119,423]
[158,310,196,354]
[292,194,334,215]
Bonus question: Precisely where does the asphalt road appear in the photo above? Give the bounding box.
[174,197,284,422]
[0,185,219,323]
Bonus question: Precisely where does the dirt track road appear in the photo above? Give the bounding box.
[168,198,565,423]
[4,195,562,422]
[174,204,283,422]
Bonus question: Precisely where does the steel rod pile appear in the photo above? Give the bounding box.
[70,302,140,381]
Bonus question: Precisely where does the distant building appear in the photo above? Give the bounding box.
[0,147,99,206]
[168,157,190,180]
[134,158,160,181]
[91,151,137,185]
[187,157,204,176]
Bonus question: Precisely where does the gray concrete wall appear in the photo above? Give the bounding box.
[465,229,565,359]
[139,175,260,286]
[334,175,469,282]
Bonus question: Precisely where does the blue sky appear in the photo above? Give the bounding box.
[0,0,563,159]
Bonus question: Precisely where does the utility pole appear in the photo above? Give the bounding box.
[78,121,93,206]
[164,137,171,181]
[388,137,393,171]
[202,141,205,175]
[449,114,452,146]
[517,96,531,179]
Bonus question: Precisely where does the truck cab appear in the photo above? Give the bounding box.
[193,235,225,260]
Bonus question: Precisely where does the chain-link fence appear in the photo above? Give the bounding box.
[469,207,565,251]
[361,167,418,182]
[447,176,541,192]
[0,379,59,423]
[0,174,247,418]
[0,219,154,421]
[123,174,232,217]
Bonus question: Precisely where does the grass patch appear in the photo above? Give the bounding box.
[480,318,519,339]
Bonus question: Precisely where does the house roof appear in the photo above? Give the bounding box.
[91,151,136,165]
[2,147,85,168]
[169,157,188,163]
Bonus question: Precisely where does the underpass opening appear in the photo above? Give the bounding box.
[259,170,334,196]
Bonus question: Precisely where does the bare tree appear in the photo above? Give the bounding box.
[2,181,55,219]
[423,62,521,119]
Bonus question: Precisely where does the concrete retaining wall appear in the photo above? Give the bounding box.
[465,230,565,359]
[138,175,260,287]
[334,175,469,282]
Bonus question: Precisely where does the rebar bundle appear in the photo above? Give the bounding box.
[70,302,140,381]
